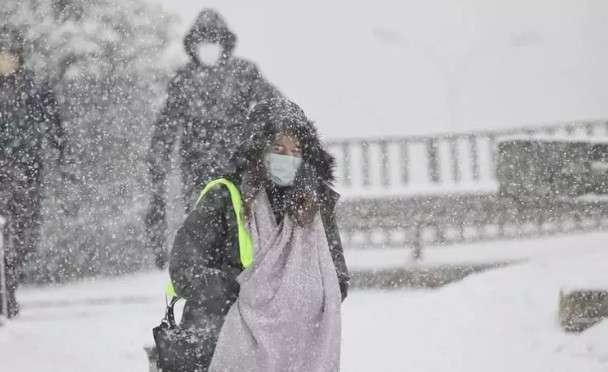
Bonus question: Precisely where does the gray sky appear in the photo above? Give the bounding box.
[146,0,608,139]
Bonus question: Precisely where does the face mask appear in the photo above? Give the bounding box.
[0,53,18,76]
[197,43,223,65]
[264,153,303,187]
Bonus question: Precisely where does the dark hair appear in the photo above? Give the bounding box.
[234,99,334,226]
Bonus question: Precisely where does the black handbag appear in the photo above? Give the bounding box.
[153,297,216,372]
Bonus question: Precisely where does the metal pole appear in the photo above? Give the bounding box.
[427,139,440,183]
[400,141,409,185]
[487,135,497,179]
[361,141,371,188]
[449,138,460,183]
[411,223,423,261]
[380,141,390,188]
[341,142,351,188]
[469,135,480,181]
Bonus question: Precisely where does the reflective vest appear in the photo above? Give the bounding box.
[165,178,253,299]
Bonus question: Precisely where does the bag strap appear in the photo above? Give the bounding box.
[196,178,253,269]
[162,178,253,306]
[163,296,181,328]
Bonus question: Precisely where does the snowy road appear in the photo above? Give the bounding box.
[1,234,608,371]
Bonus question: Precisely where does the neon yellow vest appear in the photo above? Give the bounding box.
[165,178,253,299]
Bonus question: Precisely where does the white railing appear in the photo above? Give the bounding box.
[326,120,608,198]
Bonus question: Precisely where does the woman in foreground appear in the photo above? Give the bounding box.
[170,98,350,371]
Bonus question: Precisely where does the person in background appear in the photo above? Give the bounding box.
[0,25,65,318]
[170,98,349,371]
[145,8,281,268]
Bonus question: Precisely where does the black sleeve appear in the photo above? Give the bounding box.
[169,186,240,307]
[320,187,351,301]
[147,74,186,188]
[144,75,188,266]
[247,63,281,108]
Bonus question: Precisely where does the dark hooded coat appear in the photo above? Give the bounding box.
[0,25,64,317]
[146,9,280,267]
[168,98,349,370]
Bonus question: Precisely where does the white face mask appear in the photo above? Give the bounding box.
[264,153,303,187]
[0,52,18,76]
[197,43,223,65]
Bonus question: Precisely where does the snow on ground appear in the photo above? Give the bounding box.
[346,230,608,270]
[342,253,608,372]
[1,233,607,371]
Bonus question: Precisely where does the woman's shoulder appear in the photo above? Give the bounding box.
[320,182,340,202]
[318,183,340,216]
[194,183,232,210]
[181,185,232,231]
[194,175,248,209]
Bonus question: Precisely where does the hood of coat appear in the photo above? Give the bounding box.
[230,98,336,194]
[183,9,237,67]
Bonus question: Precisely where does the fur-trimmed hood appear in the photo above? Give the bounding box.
[231,98,336,188]
[184,9,237,66]
[228,98,337,225]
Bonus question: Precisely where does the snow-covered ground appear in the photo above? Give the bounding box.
[1,232,607,371]
[342,251,608,372]
[345,231,608,270]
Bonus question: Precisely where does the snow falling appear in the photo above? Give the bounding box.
[1,1,608,371]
